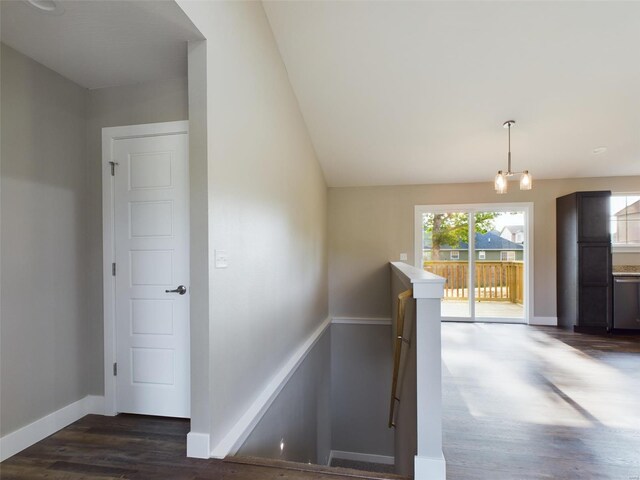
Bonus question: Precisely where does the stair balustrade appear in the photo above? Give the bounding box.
[389,262,446,480]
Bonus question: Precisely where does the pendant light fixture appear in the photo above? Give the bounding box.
[494,120,532,194]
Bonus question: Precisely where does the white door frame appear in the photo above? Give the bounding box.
[102,121,189,416]
[414,202,534,324]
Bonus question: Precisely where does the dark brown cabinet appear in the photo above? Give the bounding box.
[557,191,612,331]
[577,191,611,243]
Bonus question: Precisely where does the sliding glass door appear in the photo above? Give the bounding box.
[422,212,471,318]
[473,210,525,321]
[416,204,531,324]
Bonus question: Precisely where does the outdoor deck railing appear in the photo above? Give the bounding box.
[423,261,524,303]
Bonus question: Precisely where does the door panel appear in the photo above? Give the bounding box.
[580,286,609,327]
[580,244,611,286]
[474,211,525,321]
[114,132,189,418]
[422,212,471,319]
[578,192,611,243]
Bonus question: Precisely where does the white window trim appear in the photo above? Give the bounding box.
[478,251,486,260]
[612,244,640,253]
[450,251,460,260]
[414,202,534,325]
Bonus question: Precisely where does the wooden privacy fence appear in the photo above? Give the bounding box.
[423,261,524,303]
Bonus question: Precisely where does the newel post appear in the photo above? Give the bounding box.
[399,264,446,480]
[414,290,445,479]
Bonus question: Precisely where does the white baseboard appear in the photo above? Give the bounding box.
[414,452,446,480]
[85,395,106,415]
[328,449,395,466]
[332,317,392,325]
[187,432,210,459]
[210,316,331,459]
[0,395,104,462]
[443,318,527,325]
[531,316,558,326]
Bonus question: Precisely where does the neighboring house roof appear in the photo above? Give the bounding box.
[424,230,523,250]
[500,225,524,234]
[614,200,640,217]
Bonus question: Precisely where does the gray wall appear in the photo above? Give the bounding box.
[185,39,212,439]
[238,329,331,465]
[175,1,329,450]
[0,42,189,437]
[85,76,188,394]
[237,321,396,464]
[0,44,89,435]
[329,176,640,320]
[330,323,394,457]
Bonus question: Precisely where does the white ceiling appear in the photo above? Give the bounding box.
[264,1,640,187]
[1,0,202,89]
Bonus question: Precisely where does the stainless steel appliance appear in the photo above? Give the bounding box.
[613,274,640,330]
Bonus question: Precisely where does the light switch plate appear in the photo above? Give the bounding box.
[400,253,408,261]
[215,250,228,269]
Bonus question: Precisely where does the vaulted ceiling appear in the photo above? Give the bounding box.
[2,1,639,188]
[263,1,640,187]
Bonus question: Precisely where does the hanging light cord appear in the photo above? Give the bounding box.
[507,122,512,175]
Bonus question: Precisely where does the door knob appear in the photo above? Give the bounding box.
[165,285,187,295]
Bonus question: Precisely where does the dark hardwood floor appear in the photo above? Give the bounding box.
[1,324,638,479]
[0,414,403,480]
[442,323,640,480]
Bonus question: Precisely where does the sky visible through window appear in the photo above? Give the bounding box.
[493,212,524,231]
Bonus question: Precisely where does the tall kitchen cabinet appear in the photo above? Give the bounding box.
[556,191,612,332]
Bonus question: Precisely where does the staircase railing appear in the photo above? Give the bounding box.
[388,287,413,428]
[389,262,446,480]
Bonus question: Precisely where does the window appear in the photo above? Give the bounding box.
[611,194,640,247]
[450,251,460,260]
[478,251,486,260]
[500,251,516,262]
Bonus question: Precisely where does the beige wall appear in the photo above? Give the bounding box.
[0,44,89,435]
[85,76,189,394]
[176,1,328,451]
[329,176,640,320]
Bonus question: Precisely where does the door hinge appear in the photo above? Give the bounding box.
[109,161,119,176]
[113,362,118,376]
[112,263,116,276]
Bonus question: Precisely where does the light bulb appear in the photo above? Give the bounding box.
[494,171,507,194]
[520,171,532,190]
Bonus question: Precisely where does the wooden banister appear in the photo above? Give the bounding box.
[389,288,413,428]
[389,262,446,479]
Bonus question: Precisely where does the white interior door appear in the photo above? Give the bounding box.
[112,129,190,418]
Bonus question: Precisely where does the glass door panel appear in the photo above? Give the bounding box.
[474,211,525,320]
[422,212,471,318]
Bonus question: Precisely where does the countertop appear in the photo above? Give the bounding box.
[612,265,640,277]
